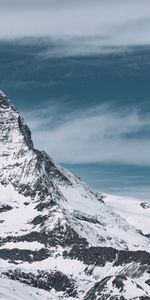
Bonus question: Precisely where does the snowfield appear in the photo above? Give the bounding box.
[105,194,150,235]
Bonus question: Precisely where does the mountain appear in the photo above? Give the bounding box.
[0,91,150,300]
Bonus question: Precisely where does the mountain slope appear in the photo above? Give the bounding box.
[0,91,150,299]
[105,194,150,236]
[0,277,55,300]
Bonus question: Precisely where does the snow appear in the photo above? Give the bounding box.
[0,242,44,251]
[0,184,39,237]
[0,277,56,300]
[58,185,150,252]
[0,275,149,300]
[105,194,150,235]
[1,181,150,254]
[104,276,149,298]
[13,256,86,278]
[59,185,99,215]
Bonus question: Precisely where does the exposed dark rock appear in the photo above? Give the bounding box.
[63,246,117,266]
[0,204,12,213]
[0,248,49,263]
[18,115,33,149]
[140,203,150,209]
[0,92,12,109]
[35,149,72,187]
[31,215,48,226]
[83,276,127,300]
[72,210,105,227]
[145,279,150,286]
[94,192,106,203]
[35,200,56,211]
[112,275,126,292]
[0,225,88,251]
[84,275,149,300]
[115,250,150,266]
[64,245,150,269]
[23,201,30,206]
[3,269,78,297]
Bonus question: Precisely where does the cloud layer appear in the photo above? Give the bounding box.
[24,105,150,165]
[1,0,150,55]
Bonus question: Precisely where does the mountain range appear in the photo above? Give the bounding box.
[0,91,150,299]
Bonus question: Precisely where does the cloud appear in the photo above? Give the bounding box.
[24,104,150,165]
[1,0,150,56]
[105,186,150,200]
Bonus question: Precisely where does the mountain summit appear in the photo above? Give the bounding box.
[0,92,150,299]
[0,91,12,108]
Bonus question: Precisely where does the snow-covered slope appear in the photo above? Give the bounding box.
[84,275,150,300]
[105,194,150,235]
[0,277,55,300]
[0,91,150,300]
[0,275,149,300]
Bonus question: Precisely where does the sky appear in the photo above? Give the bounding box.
[0,0,150,198]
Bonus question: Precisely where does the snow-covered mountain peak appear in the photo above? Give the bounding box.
[0,90,14,110]
[0,93,150,299]
[0,93,149,251]
[0,91,33,148]
[0,92,36,195]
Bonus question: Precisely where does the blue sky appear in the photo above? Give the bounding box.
[0,0,150,198]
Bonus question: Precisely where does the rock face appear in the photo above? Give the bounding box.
[0,91,150,300]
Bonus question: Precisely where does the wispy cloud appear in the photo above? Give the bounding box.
[24,104,150,165]
[1,0,150,56]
